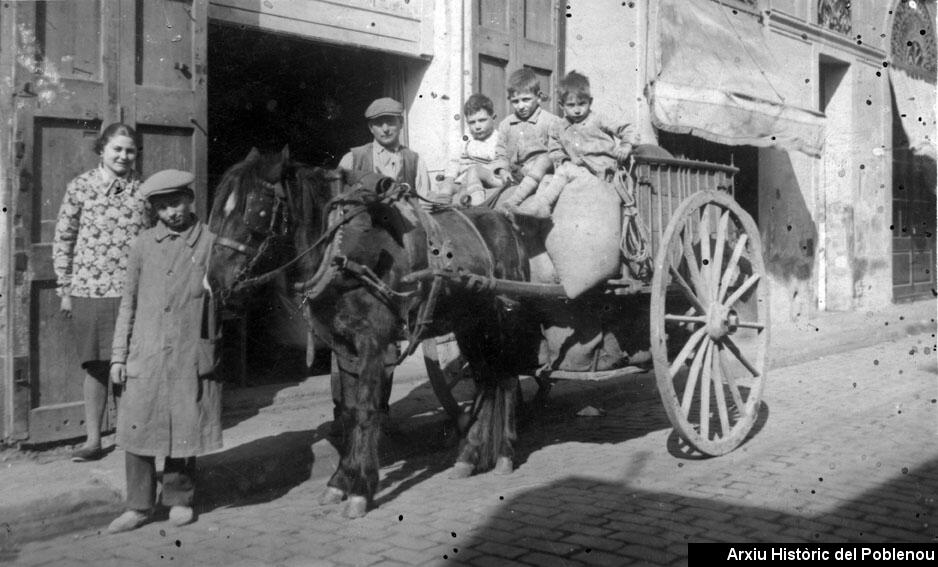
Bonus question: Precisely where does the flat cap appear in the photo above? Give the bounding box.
[364,97,404,119]
[140,169,195,199]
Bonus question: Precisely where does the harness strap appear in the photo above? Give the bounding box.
[215,236,255,255]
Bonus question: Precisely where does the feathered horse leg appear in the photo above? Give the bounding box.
[449,301,525,479]
[320,299,395,518]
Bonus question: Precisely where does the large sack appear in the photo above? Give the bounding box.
[545,169,622,298]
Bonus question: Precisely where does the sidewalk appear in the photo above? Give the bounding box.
[0,298,933,547]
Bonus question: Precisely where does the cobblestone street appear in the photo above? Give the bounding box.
[4,334,936,566]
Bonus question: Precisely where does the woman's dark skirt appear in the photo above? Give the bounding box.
[71,296,121,367]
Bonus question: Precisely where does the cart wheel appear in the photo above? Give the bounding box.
[650,190,769,456]
[422,334,471,422]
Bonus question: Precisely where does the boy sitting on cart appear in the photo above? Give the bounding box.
[510,70,639,218]
[491,68,562,211]
[439,94,506,207]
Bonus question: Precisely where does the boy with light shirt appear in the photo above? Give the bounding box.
[440,93,505,206]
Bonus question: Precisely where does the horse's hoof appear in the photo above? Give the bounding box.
[344,496,368,518]
[448,462,473,479]
[319,486,345,505]
[493,456,514,476]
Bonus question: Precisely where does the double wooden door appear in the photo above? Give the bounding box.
[473,0,563,119]
[6,0,207,443]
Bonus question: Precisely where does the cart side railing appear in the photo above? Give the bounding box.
[631,155,739,281]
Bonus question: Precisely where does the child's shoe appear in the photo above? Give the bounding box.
[107,509,150,534]
[168,505,195,526]
[514,194,552,219]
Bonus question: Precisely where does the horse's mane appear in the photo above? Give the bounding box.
[209,147,339,235]
[209,150,266,232]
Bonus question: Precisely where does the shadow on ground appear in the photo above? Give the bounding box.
[448,457,938,565]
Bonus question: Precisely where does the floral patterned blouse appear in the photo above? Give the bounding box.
[53,166,149,298]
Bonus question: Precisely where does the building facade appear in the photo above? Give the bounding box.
[1,0,933,443]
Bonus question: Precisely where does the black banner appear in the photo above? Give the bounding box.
[689,543,936,564]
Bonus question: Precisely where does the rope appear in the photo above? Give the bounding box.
[620,206,652,264]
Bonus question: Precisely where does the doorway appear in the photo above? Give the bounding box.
[207,23,396,385]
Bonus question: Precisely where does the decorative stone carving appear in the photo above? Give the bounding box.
[891,0,937,79]
[818,0,852,35]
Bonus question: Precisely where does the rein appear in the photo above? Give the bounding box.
[224,177,416,296]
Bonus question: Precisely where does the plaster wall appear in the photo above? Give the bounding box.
[401,1,468,184]
[563,0,652,141]
[849,57,893,311]
[758,28,824,322]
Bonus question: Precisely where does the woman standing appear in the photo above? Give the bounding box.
[53,123,149,462]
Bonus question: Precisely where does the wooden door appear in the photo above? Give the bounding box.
[12,0,117,443]
[10,0,206,444]
[473,0,563,119]
[120,0,208,215]
[891,147,937,301]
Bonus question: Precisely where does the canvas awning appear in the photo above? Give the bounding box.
[888,67,937,159]
[650,0,826,157]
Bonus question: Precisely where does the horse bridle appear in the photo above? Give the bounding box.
[214,172,382,295]
[213,177,295,293]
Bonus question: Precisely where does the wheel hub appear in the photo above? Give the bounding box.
[706,303,738,340]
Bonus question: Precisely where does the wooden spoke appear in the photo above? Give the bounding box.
[711,211,729,300]
[668,265,707,315]
[699,341,713,440]
[664,314,707,325]
[681,225,706,300]
[668,326,707,379]
[717,343,746,410]
[723,336,760,378]
[723,273,760,309]
[697,205,712,300]
[711,345,731,436]
[681,336,710,417]
[718,234,748,303]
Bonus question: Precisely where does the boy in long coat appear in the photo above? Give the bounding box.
[107,169,221,533]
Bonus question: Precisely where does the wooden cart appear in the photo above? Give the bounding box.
[422,155,769,456]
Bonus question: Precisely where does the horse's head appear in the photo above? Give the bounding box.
[207,146,340,305]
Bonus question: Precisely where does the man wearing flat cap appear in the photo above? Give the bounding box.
[338,97,431,199]
[107,169,222,533]
[336,98,434,429]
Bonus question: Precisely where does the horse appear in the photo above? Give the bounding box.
[207,146,540,518]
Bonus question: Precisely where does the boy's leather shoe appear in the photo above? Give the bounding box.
[70,445,105,462]
[168,506,195,526]
[514,196,552,219]
[107,510,150,534]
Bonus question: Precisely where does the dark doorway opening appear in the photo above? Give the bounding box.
[208,22,392,189]
[208,23,393,385]
[656,131,759,225]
